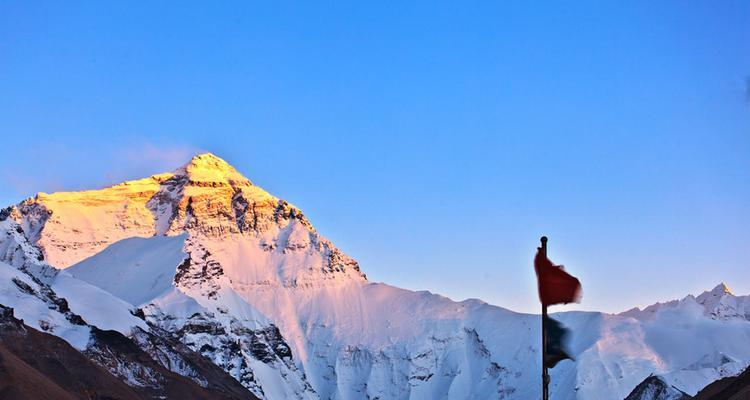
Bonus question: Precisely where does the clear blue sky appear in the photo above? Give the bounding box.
[1,1,748,313]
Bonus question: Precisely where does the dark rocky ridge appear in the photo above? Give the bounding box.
[624,375,691,400]
[692,366,750,400]
[0,304,257,400]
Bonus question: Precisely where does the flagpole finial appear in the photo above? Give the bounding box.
[540,236,548,245]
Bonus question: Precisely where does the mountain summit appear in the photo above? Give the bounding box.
[174,153,252,186]
[707,282,733,297]
[8,152,356,272]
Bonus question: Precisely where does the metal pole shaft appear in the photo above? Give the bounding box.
[541,236,549,400]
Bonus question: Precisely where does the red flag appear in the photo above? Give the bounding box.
[534,247,582,306]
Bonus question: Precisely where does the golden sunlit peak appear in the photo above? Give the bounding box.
[716,282,733,296]
[184,152,232,169]
[176,152,251,185]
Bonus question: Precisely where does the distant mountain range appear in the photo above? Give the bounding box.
[1,153,747,399]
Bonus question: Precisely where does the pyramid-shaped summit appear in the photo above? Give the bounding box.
[173,152,252,186]
[711,282,733,296]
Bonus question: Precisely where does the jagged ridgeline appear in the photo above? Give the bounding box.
[1,153,749,400]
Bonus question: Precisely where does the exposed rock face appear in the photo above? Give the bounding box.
[693,365,750,400]
[0,304,144,400]
[624,375,692,400]
[0,217,58,283]
[141,152,315,241]
[173,238,225,299]
[141,295,316,399]
[0,303,257,400]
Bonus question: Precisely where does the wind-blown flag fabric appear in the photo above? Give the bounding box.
[544,315,574,368]
[534,247,582,306]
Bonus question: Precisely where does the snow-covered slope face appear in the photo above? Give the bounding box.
[66,234,188,306]
[0,260,91,349]
[4,153,750,400]
[612,284,750,398]
[568,287,750,400]
[694,283,750,321]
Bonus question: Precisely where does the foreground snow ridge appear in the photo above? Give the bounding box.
[1,152,748,400]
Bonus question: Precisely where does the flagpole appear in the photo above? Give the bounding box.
[541,235,549,400]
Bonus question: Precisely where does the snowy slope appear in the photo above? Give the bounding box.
[4,152,749,400]
[0,215,148,337]
[0,260,91,349]
[571,288,750,399]
[66,234,188,306]
[52,271,149,334]
[618,284,750,398]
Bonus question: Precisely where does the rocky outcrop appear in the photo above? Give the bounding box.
[0,304,143,400]
[0,218,58,283]
[625,376,692,400]
[142,299,316,399]
[0,304,256,400]
[693,366,750,400]
[173,238,225,299]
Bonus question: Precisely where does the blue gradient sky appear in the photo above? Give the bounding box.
[1,1,748,313]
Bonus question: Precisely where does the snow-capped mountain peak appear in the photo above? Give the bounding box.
[620,282,749,323]
[173,152,252,187]
[697,282,733,300]
[694,282,749,321]
[2,153,749,400]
